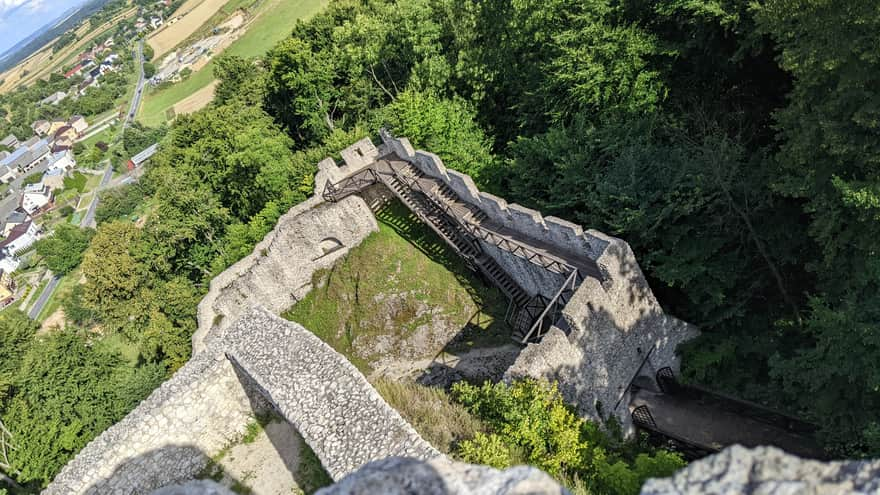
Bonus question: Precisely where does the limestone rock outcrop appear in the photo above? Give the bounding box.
[641,445,880,495]
[147,447,880,495]
[315,457,568,495]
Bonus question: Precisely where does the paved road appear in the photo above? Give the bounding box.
[124,39,146,130]
[28,274,59,320]
[81,164,114,228]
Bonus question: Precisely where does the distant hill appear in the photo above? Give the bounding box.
[0,0,112,74]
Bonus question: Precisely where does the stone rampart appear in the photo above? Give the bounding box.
[381,132,608,300]
[222,307,440,480]
[157,446,880,495]
[379,132,698,432]
[44,348,266,494]
[505,232,698,432]
[381,132,609,263]
[46,306,439,493]
[194,192,378,353]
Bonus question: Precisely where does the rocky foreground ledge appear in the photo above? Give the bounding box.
[152,445,880,495]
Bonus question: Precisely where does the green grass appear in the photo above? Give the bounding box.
[138,0,328,126]
[282,199,510,373]
[63,172,88,192]
[35,268,81,323]
[373,379,486,454]
[79,126,116,151]
[241,412,274,444]
[223,0,260,15]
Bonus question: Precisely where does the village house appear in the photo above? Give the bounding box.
[2,208,30,237]
[47,119,68,136]
[41,167,66,191]
[53,126,78,151]
[69,115,89,135]
[0,166,16,184]
[0,134,19,149]
[78,77,100,95]
[32,120,51,136]
[128,143,159,170]
[0,270,15,306]
[0,220,39,256]
[0,138,51,177]
[47,149,76,171]
[21,182,53,215]
[64,63,84,79]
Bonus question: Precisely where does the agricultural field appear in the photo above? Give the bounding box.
[138,0,328,126]
[0,7,138,94]
[147,0,231,58]
[173,80,219,116]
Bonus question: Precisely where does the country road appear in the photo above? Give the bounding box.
[28,274,59,320]
[81,164,114,228]
[124,39,146,130]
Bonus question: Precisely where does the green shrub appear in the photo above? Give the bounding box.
[452,379,685,495]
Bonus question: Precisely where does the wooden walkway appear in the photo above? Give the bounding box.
[371,158,601,279]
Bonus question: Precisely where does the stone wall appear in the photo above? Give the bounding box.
[222,307,440,481]
[380,132,698,432]
[194,192,378,353]
[641,445,880,494]
[505,232,698,432]
[46,306,440,493]
[44,348,265,494]
[158,446,880,495]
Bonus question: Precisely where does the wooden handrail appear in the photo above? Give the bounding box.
[517,269,580,343]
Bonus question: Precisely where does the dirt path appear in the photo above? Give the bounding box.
[216,420,304,494]
[39,308,67,334]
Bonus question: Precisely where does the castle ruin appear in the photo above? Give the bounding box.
[46,132,701,493]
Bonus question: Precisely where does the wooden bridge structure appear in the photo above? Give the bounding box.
[323,155,599,343]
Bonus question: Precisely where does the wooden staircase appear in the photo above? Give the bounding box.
[371,162,538,337]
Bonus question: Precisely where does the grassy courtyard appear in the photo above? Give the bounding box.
[283,200,511,373]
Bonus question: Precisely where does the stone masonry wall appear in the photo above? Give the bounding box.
[156,445,880,495]
[505,232,698,433]
[379,133,699,433]
[44,349,265,494]
[381,132,602,299]
[222,307,441,481]
[46,306,440,493]
[194,191,378,353]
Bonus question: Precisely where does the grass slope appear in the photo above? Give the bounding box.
[138,0,328,126]
[283,200,510,372]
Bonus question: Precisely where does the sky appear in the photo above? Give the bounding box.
[0,0,89,56]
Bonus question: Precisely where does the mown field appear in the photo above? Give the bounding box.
[148,0,231,58]
[138,0,328,126]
